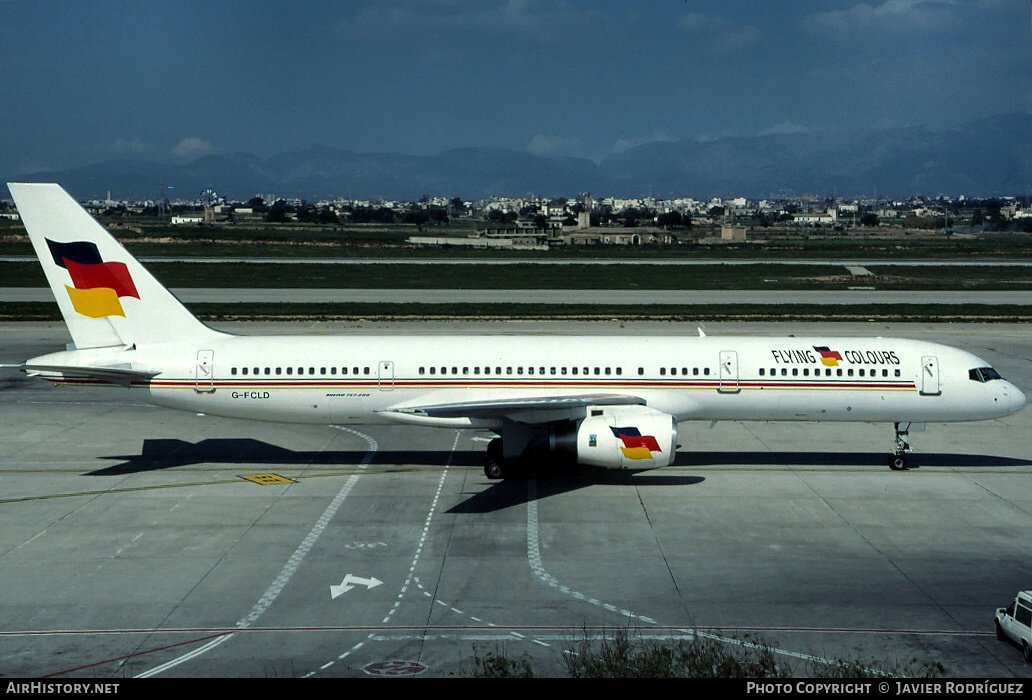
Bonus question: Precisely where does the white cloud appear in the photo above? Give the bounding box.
[338,0,601,43]
[678,11,760,50]
[110,137,153,155]
[172,137,216,159]
[804,0,962,37]
[610,131,669,155]
[760,121,811,137]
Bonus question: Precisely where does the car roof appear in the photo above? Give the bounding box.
[1019,591,1032,603]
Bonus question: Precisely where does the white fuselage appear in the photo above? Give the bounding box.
[34,333,1027,429]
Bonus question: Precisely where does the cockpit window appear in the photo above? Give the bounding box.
[968,367,1003,383]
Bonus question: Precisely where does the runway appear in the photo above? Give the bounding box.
[5,255,1032,266]
[4,288,1032,305]
[1,321,1030,677]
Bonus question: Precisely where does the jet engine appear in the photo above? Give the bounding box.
[547,405,678,469]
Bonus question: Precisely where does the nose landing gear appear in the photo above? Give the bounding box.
[888,422,912,470]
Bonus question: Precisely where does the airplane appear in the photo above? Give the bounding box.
[3,182,1027,477]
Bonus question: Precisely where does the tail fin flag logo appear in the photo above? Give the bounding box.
[610,426,662,460]
[813,346,843,367]
[46,238,139,318]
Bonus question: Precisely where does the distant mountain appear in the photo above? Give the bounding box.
[600,112,1032,199]
[8,113,1030,201]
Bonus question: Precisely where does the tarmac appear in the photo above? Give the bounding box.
[0,320,1030,678]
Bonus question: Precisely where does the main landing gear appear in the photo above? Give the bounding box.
[483,437,533,480]
[484,438,507,479]
[888,422,912,470]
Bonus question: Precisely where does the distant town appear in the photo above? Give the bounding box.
[3,189,1031,251]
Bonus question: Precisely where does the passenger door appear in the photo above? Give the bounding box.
[920,355,940,396]
[194,350,215,394]
[718,351,739,394]
[378,360,394,391]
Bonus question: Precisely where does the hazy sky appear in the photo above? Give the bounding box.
[1,0,1028,175]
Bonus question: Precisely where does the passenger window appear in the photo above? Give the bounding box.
[704,368,710,376]
[265,368,271,375]
[803,368,809,377]
[562,367,568,375]
[286,367,293,375]
[792,368,798,376]
[638,367,644,376]
[363,367,370,375]
[660,368,666,376]
[616,368,622,376]
[528,367,534,375]
[605,368,611,376]
[517,367,523,375]
[242,367,249,376]
[859,369,865,377]
[231,367,238,376]
[430,367,436,375]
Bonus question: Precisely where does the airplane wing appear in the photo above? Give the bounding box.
[4,363,159,387]
[381,393,646,420]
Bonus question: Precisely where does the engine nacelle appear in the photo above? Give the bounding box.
[549,405,678,469]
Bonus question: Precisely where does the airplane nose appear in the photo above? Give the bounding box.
[1011,385,1027,414]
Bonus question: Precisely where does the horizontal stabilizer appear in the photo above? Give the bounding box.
[12,363,158,387]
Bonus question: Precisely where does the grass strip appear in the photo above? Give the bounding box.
[3,301,1032,323]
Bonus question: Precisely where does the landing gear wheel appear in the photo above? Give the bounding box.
[484,458,505,480]
[888,454,909,471]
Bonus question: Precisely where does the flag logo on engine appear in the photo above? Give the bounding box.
[610,426,662,460]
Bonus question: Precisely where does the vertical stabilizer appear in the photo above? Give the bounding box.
[9,182,224,349]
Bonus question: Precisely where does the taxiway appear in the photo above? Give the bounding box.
[0,321,1030,678]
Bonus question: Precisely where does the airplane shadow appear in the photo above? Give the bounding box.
[94,437,483,475]
[447,469,707,514]
[92,438,1031,513]
[676,451,1032,469]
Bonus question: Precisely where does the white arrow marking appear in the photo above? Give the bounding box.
[331,574,383,599]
